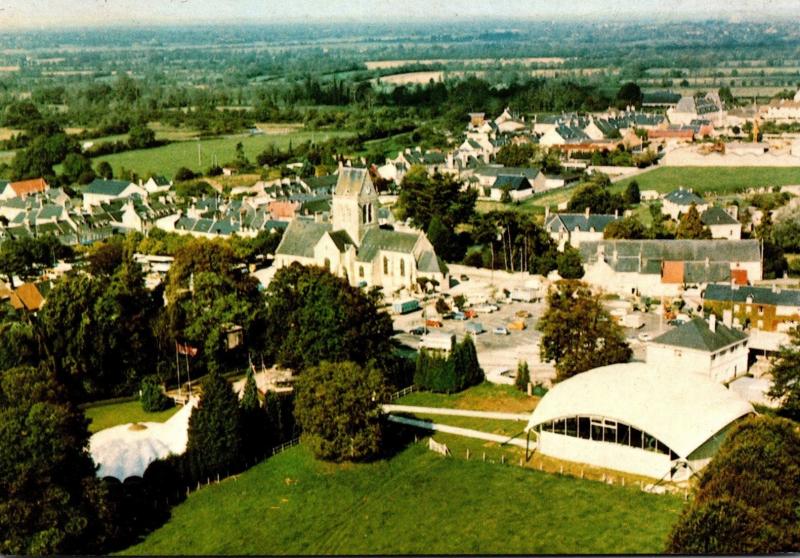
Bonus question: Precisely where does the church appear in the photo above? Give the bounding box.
[274,167,447,292]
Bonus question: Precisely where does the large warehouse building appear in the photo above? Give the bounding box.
[525,363,754,481]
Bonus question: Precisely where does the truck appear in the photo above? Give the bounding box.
[392,299,420,314]
[510,288,536,302]
[508,320,527,331]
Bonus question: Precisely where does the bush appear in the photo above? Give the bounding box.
[140,376,173,413]
[515,361,530,391]
[174,167,197,181]
[414,335,483,393]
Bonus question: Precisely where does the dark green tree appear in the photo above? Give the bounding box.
[667,415,800,553]
[0,365,112,555]
[294,360,388,462]
[239,367,270,461]
[140,376,173,412]
[263,264,393,371]
[186,369,244,479]
[61,153,95,185]
[96,160,114,180]
[515,360,531,391]
[603,216,647,239]
[556,247,585,279]
[615,82,643,108]
[538,281,632,381]
[767,326,800,420]
[127,125,156,150]
[567,182,625,214]
[623,180,641,205]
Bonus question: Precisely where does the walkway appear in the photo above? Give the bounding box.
[386,415,535,450]
[382,404,530,421]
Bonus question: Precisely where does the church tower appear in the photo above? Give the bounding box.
[331,167,378,246]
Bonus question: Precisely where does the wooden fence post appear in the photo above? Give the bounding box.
[501,455,505,464]
[559,465,563,475]
[466,448,470,460]
[482,452,486,462]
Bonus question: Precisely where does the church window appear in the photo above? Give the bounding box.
[359,266,364,278]
[383,257,389,275]
[324,258,331,271]
[400,259,405,277]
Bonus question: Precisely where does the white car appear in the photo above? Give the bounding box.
[493,326,509,335]
[475,304,499,314]
[637,332,653,342]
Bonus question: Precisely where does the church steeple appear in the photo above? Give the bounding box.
[331,167,378,245]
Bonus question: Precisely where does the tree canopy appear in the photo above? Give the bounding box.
[675,203,712,239]
[538,281,631,381]
[294,360,388,461]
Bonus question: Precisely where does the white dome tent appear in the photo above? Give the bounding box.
[525,363,754,481]
[90,397,198,480]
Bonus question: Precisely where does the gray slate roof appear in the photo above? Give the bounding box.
[475,165,540,180]
[651,317,747,352]
[84,179,134,196]
[546,213,620,233]
[356,228,419,262]
[701,207,739,226]
[334,167,371,197]
[705,283,800,307]
[493,175,532,191]
[664,189,705,206]
[275,219,331,258]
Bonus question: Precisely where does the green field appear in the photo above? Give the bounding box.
[122,443,682,555]
[614,166,800,196]
[85,400,180,433]
[92,129,353,178]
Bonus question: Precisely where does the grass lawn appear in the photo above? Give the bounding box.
[122,443,682,555]
[397,412,527,438]
[85,400,180,434]
[92,129,352,178]
[614,166,800,196]
[397,382,540,414]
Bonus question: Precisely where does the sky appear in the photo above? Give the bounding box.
[0,0,797,30]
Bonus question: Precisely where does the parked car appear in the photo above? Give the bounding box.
[410,326,426,336]
[466,322,485,334]
[442,312,455,320]
[515,310,531,318]
[453,311,466,321]
[475,304,499,314]
[508,320,526,331]
[464,309,477,319]
[426,319,443,328]
[459,274,470,281]
[493,326,509,335]
[637,332,653,342]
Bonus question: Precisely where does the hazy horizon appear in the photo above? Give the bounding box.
[1,0,798,31]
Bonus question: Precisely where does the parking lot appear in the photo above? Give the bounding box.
[392,299,556,385]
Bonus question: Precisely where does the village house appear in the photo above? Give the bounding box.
[544,209,621,250]
[701,206,742,240]
[661,187,709,220]
[274,167,447,292]
[579,239,762,297]
[0,178,48,200]
[82,178,148,210]
[646,315,749,384]
[667,91,727,127]
[489,175,534,201]
[142,175,173,194]
[760,89,800,121]
[703,283,800,333]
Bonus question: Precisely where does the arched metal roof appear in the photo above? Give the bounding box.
[525,362,753,458]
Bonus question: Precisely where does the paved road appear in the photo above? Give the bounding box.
[387,415,536,450]
[383,404,530,421]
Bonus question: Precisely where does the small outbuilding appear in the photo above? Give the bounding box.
[525,362,753,481]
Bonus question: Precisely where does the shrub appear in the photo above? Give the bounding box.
[140,376,173,413]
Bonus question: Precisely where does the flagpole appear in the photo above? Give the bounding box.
[175,341,182,400]
[185,350,192,397]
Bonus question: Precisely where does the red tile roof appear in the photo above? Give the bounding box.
[9,178,48,198]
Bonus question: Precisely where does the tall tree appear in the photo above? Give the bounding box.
[263,264,393,371]
[186,370,244,479]
[538,281,631,381]
[675,203,712,239]
[0,365,112,555]
[767,326,800,420]
[603,216,647,239]
[294,360,388,462]
[667,415,800,553]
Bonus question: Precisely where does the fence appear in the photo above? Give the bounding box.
[390,385,415,401]
[271,437,300,456]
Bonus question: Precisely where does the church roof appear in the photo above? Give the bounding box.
[275,219,332,259]
[334,167,371,197]
[356,228,419,262]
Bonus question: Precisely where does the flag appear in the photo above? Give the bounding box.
[176,341,198,357]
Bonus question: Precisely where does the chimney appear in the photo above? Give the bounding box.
[722,309,733,328]
[708,313,717,333]
[585,206,590,218]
